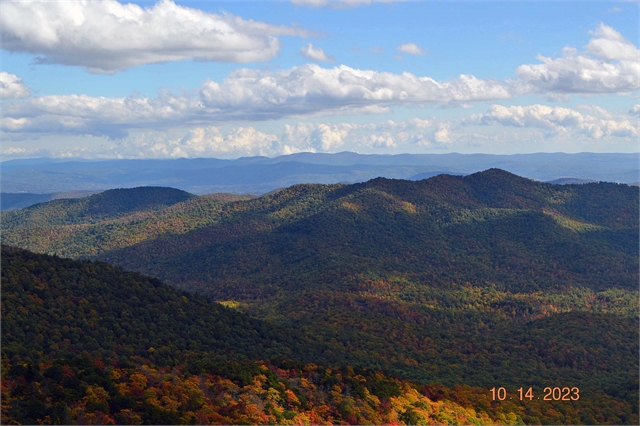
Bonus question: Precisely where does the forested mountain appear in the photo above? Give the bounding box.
[3,246,531,425]
[1,188,255,257]
[3,170,639,424]
[2,186,194,225]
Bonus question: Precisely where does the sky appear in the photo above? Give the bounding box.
[0,0,638,159]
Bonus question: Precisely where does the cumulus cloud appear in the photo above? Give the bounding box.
[283,122,354,151]
[432,123,451,144]
[468,104,638,139]
[0,72,30,99]
[123,126,279,158]
[586,23,639,61]
[300,43,334,62]
[1,64,511,139]
[516,23,639,94]
[198,64,512,117]
[0,117,451,158]
[0,0,314,73]
[0,92,203,138]
[630,104,640,116]
[396,43,426,56]
[280,118,456,153]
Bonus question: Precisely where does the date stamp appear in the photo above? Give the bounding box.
[490,387,580,401]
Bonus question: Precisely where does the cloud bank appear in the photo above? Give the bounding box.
[469,104,638,139]
[0,0,313,73]
[1,64,512,139]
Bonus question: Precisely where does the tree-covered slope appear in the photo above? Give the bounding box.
[94,169,637,296]
[1,189,255,257]
[0,245,301,365]
[2,246,537,425]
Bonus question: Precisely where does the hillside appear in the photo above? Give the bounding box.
[1,188,254,257]
[3,170,639,424]
[2,246,536,425]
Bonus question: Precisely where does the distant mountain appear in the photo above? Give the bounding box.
[407,171,467,180]
[4,169,638,424]
[2,186,193,226]
[2,152,637,194]
[0,190,101,211]
[546,178,598,185]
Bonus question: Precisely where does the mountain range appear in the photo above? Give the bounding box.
[2,152,638,195]
[2,169,638,424]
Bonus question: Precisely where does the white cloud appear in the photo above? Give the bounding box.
[124,126,279,158]
[4,106,635,159]
[396,43,426,56]
[0,0,314,73]
[468,104,638,139]
[1,64,512,139]
[516,23,639,94]
[432,123,451,144]
[301,43,334,62]
[630,104,640,116]
[0,72,30,99]
[67,118,451,158]
[280,118,455,152]
[0,92,201,138]
[199,65,511,116]
[283,122,354,151]
[586,23,640,61]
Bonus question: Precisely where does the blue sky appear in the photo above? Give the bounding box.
[1,0,638,159]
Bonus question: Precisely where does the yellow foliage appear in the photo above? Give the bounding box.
[400,201,417,214]
[129,372,147,389]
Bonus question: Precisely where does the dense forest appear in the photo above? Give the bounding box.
[2,169,638,424]
[2,247,637,425]
[0,246,512,425]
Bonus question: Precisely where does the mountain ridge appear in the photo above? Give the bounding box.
[3,152,637,194]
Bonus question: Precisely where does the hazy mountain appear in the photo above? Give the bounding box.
[2,152,637,194]
[545,178,598,185]
[407,171,467,180]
